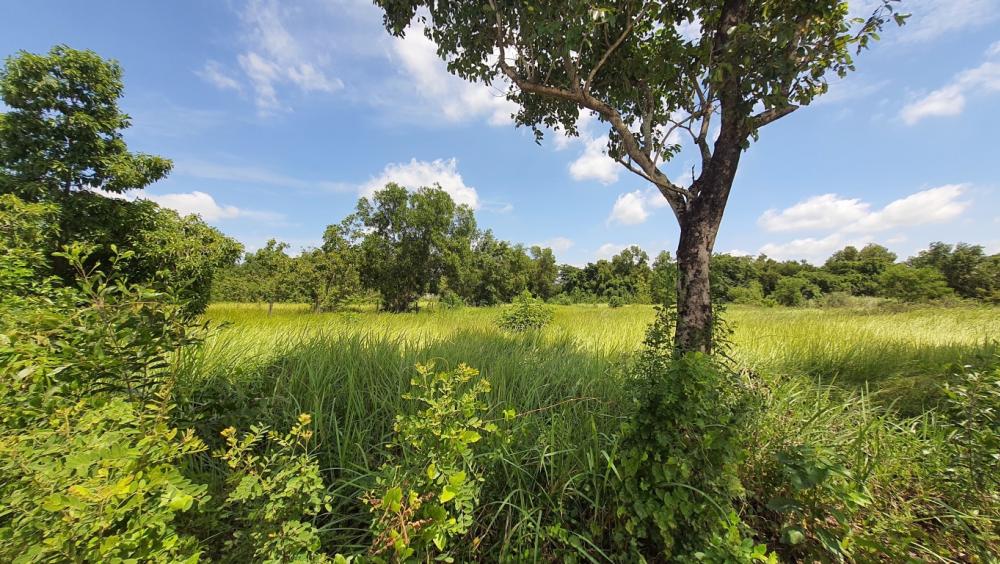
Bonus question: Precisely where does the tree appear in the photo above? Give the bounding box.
[346,183,477,312]
[296,225,360,313]
[650,251,677,305]
[243,240,294,315]
[529,245,558,300]
[374,0,903,352]
[878,264,952,302]
[772,276,820,307]
[0,45,170,203]
[910,242,993,299]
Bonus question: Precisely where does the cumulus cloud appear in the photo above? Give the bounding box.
[759,233,872,263]
[361,158,479,209]
[569,137,620,184]
[142,191,283,223]
[759,194,870,232]
[901,44,1000,125]
[756,185,971,262]
[608,190,650,225]
[390,24,517,126]
[607,188,672,226]
[759,185,969,234]
[536,236,575,253]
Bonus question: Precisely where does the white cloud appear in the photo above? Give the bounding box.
[202,0,345,114]
[390,23,517,126]
[569,137,620,184]
[606,188,672,226]
[595,243,628,260]
[608,190,650,225]
[850,0,998,43]
[361,158,479,209]
[536,237,575,253]
[901,46,1000,125]
[845,185,969,233]
[756,185,971,262]
[759,194,870,232]
[759,233,871,263]
[197,61,242,92]
[760,185,970,234]
[142,191,283,222]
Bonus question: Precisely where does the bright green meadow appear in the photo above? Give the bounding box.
[169,302,1000,559]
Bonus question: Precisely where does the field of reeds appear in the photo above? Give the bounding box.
[169,302,999,560]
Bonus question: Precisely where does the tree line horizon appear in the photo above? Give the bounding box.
[213,181,1000,312]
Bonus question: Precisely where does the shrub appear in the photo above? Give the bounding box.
[608,295,625,308]
[614,307,769,561]
[772,276,821,307]
[439,289,466,309]
[729,280,765,305]
[760,445,872,561]
[549,293,573,305]
[497,291,553,332]
[365,363,497,560]
[0,396,209,563]
[215,414,332,563]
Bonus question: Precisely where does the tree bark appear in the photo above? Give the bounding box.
[675,216,715,353]
[672,124,743,353]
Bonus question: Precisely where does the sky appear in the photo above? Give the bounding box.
[2,0,999,265]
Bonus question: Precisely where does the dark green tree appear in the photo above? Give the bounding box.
[0,45,170,203]
[346,183,477,312]
[650,251,677,305]
[373,0,903,352]
[878,264,953,302]
[529,245,558,300]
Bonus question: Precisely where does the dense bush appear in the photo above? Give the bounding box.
[496,291,554,332]
[614,307,769,560]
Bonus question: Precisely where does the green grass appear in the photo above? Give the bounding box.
[177,302,1000,559]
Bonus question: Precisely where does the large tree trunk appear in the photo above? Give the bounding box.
[672,127,742,353]
[675,216,715,353]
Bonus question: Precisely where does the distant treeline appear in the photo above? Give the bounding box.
[214,185,1000,311]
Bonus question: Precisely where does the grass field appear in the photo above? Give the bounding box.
[173,302,999,559]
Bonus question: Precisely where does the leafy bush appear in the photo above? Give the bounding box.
[608,295,625,308]
[760,445,872,560]
[0,396,209,563]
[216,414,332,563]
[614,307,769,561]
[729,280,765,305]
[439,289,466,309]
[365,363,497,560]
[548,293,573,305]
[772,276,821,307]
[496,291,553,332]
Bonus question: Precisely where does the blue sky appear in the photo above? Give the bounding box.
[2,0,998,265]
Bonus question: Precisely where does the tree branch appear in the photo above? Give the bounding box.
[752,105,798,128]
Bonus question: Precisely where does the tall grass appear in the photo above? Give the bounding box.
[178,302,999,558]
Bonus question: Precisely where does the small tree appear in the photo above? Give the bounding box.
[346,183,477,312]
[374,0,903,352]
[296,225,360,312]
[243,239,294,315]
[529,245,558,300]
[878,264,953,302]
